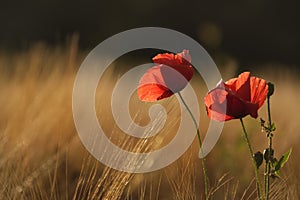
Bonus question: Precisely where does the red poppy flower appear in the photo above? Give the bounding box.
[138,50,194,102]
[204,72,268,121]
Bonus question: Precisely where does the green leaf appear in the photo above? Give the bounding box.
[274,170,281,177]
[270,123,276,132]
[254,151,263,169]
[275,148,292,171]
[273,172,280,178]
[271,158,278,167]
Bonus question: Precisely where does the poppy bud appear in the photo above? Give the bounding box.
[263,148,274,162]
[254,151,263,169]
[267,82,274,97]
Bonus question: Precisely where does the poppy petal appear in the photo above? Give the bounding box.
[152,50,191,66]
[204,72,268,121]
[152,50,194,82]
[225,72,251,102]
[204,87,233,121]
[160,65,190,93]
[138,50,194,102]
[152,53,175,65]
[250,76,268,108]
[138,83,173,102]
[205,86,259,121]
[138,65,173,102]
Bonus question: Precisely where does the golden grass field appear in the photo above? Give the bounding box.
[0,37,299,199]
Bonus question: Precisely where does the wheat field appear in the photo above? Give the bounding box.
[0,37,299,199]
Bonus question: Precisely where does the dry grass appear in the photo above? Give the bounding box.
[0,37,299,199]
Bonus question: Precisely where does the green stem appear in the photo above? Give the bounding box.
[266,138,272,200]
[265,96,272,200]
[178,92,209,200]
[264,158,268,197]
[267,97,272,128]
[240,118,264,200]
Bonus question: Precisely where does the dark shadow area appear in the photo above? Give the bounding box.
[1,0,299,68]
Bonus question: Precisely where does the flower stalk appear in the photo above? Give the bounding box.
[240,118,264,200]
[178,92,210,200]
[265,82,274,200]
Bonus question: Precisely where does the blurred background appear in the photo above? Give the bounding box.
[1,1,300,199]
[1,0,300,68]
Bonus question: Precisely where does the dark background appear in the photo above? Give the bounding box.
[1,0,299,67]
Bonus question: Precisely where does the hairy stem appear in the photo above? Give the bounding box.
[265,96,272,200]
[240,118,264,200]
[178,92,209,200]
